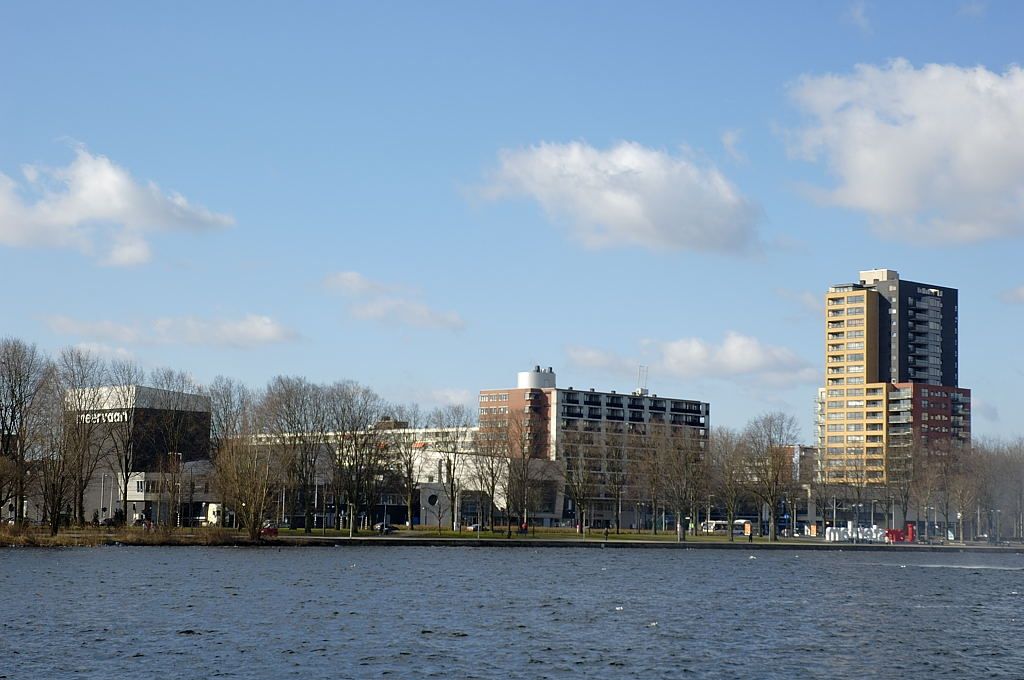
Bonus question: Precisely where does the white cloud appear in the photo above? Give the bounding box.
[429,388,472,406]
[720,129,745,162]
[48,316,142,344]
[776,288,823,317]
[973,397,999,422]
[789,59,1024,243]
[350,298,465,331]
[957,1,986,17]
[47,314,297,348]
[844,1,871,34]
[660,332,814,382]
[323,271,464,331]
[481,141,759,253]
[151,315,299,347]
[565,345,636,375]
[73,342,134,361]
[322,271,394,296]
[568,332,818,389]
[0,146,232,265]
[999,286,1024,304]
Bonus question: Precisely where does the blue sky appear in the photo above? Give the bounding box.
[2,2,1022,441]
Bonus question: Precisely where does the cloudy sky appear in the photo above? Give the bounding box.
[2,2,1021,440]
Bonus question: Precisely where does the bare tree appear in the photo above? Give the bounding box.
[709,426,746,542]
[389,404,425,529]
[149,367,201,526]
[204,375,253,527]
[0,455,16,522]
[560,428,595,535]
[0,338,49,524]
[431,404,474,531]
[912,449,941,540]
[634,427,664,535]
[601,429,630,534]
[326,381,389,535]
[659,424,702,542]
[107,359,146,525]
[34,364,74,535]
[743,412,799,541]
[212,386,282,540]
[886,436,922,532]
[262,376,327,533]
[469,423,506,531]
[501,409,541,534]
[948,452,981,543]
[57,347,109,525]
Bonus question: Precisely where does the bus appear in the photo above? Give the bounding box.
[701,519,753,535]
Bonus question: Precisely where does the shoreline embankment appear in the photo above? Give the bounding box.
[3,529,1021,554]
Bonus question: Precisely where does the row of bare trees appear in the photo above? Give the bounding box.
[205,374,482,539]
[552,411,802,541]
[0,337,205,534]
[809,436,1024,543]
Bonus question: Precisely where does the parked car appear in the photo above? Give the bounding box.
[468,524,490,532]
[260,521,279,537]
[372,522,395,534]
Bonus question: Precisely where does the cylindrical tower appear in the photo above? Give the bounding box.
[516,365,556,389]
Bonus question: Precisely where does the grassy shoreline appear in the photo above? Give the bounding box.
[3,525,1021,553]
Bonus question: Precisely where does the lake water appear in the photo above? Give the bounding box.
[2,545,1023,678]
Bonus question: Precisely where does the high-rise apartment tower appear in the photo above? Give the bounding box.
[817,269,971,485]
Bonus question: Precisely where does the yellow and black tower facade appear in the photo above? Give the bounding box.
[816,269,971,485]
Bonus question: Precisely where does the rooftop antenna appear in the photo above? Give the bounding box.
[635,365,649,396]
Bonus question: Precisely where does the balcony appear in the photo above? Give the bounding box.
[583,397,601,406]
[649,401,666,412]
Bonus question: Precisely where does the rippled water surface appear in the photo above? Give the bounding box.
[2,546,1023,678]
